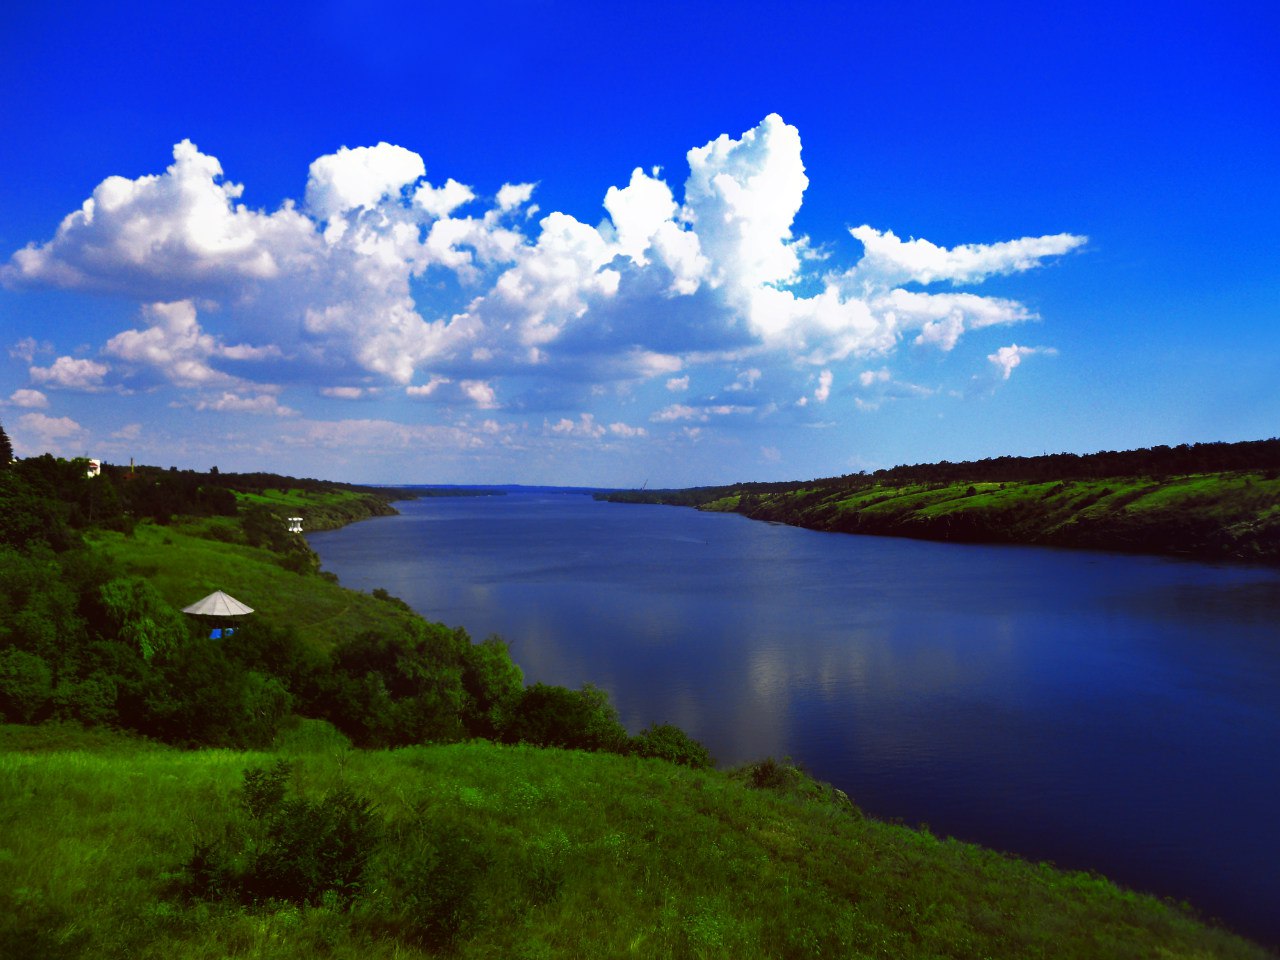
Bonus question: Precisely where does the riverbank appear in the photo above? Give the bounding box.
[604,470,1280,565]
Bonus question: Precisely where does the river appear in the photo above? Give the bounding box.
[308,490,1280,946]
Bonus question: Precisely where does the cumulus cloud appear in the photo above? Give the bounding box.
[104,300,278,387]
[13,411,87,454]
[194,392,298,416]
[814,369,833,403]
[30,356,110,391]
[847,226,1086,289]
[7,388,47,408]
[460,380,498,408]
[4,115,1083,436]
[988,343,1056,380]
[305,142,426,227]
[549,413,606,439]
[608,421,647,438]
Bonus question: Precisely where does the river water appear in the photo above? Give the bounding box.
[309,491,1280,946]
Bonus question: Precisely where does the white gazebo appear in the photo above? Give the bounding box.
[182,590,254,639]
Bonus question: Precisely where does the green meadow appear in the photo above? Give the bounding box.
[700,472,1280,563]
[2,723,1271,960]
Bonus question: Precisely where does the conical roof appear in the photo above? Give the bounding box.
[182,590,254,617]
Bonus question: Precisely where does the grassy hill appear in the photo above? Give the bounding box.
[2,724,1271,960]
[703,472,1280,563]
[601,440,1280,564]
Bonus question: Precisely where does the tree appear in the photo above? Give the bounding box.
[0,419,12,469]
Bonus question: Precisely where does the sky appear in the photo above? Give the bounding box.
[1,1,1276,487]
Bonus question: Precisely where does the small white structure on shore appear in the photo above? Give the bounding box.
[86,458,101,478]
[287,516,303,533]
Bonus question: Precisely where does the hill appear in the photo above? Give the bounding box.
[2,724,1271,960]
[600,439,1280,564]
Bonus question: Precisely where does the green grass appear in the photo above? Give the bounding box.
[83,521,420,650]
[727,472,1280,563]
[1,724,1269,959]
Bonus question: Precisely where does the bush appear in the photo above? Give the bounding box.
[0,648,53,722]
[631,722,715,769]
[460,635,523,738]
[369,826,489,949]
[502,682,629,752]
[180,763,381,908]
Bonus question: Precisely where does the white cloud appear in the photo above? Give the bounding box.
[413,178,476,219]
[847,226,1085,289]
[725,368,762,392]
[650,402,751,423]
[761,446,781,463]
[859,367,891,388]
[104,299,278,387]
[814,369,833,403]
[496,182,536,213]
[7,388,47,408]
[651,403,698,423]
[4,140,318,296]
[322,386,365,399]
[13,411,87,454]
[460,379,498,408]
[4,116,1083,437]
[9,337,51,363]
[608,421,647,438]
[549,413,606,439]
[113,423,142,440]
[406,376,452,398]
[988,343,1056,380]
[29,356,110,391]
[194,392,298,416]
[305,142,426,226]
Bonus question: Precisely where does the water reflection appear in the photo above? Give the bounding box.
[310,492,1280,946]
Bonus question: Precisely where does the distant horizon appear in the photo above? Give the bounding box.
[2,2,1276,486]
[50,433,1277,492]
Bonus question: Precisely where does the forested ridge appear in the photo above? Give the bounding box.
[600,438,1280,563]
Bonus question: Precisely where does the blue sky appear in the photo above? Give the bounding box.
[1,1,1276,486]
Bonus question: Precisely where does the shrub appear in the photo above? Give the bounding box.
[503,682,629,752]
[179,763,381,908]
[460,635,523,738]
[369,826,489,949]
[0,648,53,722]
[631,722,715,769]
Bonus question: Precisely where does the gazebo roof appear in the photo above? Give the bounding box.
[182,590,254,617]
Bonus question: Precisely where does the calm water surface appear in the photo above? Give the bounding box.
[310,492,1280,945]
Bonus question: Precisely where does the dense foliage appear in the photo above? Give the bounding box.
[0,450,712,766]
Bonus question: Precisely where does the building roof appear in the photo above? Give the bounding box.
[181,590,255,617]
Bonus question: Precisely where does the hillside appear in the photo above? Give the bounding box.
[2,453,1276,957]
[2,724,1271,960]
[600,440,1280,564]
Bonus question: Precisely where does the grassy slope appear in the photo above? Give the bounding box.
[10,491,1271,957]
[233,487,399,532]
[1,724,1270,960]
[83,516,418,652]
[705,472,1280,563]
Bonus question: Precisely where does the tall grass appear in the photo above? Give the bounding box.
[1,725,1269,959]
